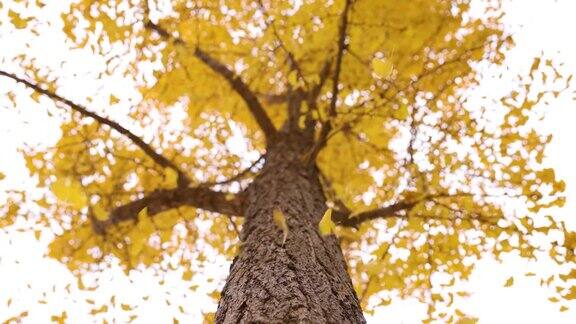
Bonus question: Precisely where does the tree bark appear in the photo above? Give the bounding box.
[215,134,365,323]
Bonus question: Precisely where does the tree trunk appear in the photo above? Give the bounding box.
[215,134,365,323]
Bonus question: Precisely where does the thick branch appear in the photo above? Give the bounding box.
[333,201,415,227]
[332,192,506,228]
[145,21,278,145]
[0,70,191,187]
[92,187,245,234]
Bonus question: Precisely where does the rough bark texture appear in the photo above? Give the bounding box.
[215,133,365,323]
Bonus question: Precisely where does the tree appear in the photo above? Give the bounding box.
[0,0,574,322]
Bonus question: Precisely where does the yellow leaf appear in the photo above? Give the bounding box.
[392,104,409,120]
[126,207,153,257]
[121,303,133,311]
[530,57,541,78]
[93,204,109,221]
[182,270,193,281]
[0,172,5,180]
[273,208,288,246]
[554,180,566,193]
[456,318,478,324]
[164,167,178,189]
[455,309,466,317]
[503,276,514,287]
[372,57,394,79]
[298,115,306,129]
[31,91,41,103]
[9,10,30,29]
[50,311,67,324]
[110,95,120,105]
[538,168,555,183]
[51,177,87,210]
[319,208,335,236]
[155,209,178,229]
[565,286,576,300]
[208,290,220,300]
[379,298,392,306]
[288,70,299,87]
[307,73,320,85]
[90,304,108,315]
[138,207,148,223]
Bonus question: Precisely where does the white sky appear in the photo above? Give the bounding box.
[1,0,576,323]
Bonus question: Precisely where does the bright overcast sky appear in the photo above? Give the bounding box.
[1,0,576,323]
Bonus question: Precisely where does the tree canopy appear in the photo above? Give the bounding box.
[0,0,575,322]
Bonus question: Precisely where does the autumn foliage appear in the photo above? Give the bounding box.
[0,0,575,322]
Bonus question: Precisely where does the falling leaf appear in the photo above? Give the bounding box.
[50,311,67,324]
[109,94,120,105]
[121,303,133,311]
[138,207,148,223]
[2,0,574,321]
[564,286,576,300]
[379,298,392,306]
[90,304,108,315]
[9,10,30,29]
[456,318,478,324]
[503,277,514,287]
[182,270,193,281]
[319,208,335,236]
[273,208,288,246]
[530,57,541,78]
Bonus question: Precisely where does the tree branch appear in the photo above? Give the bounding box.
[298,59,333,141]
[327,0,352,121]
[199,155,265,188]
[92,187,245,234]
[0,70,191,187]
[331,192,499,228]
[256,92,289,105]
[144,21,278,145]
[309,59,332,104]
[257,0,306,87]
[333,200,416,228]
[306,0,352,162]
[306,43,487,150]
